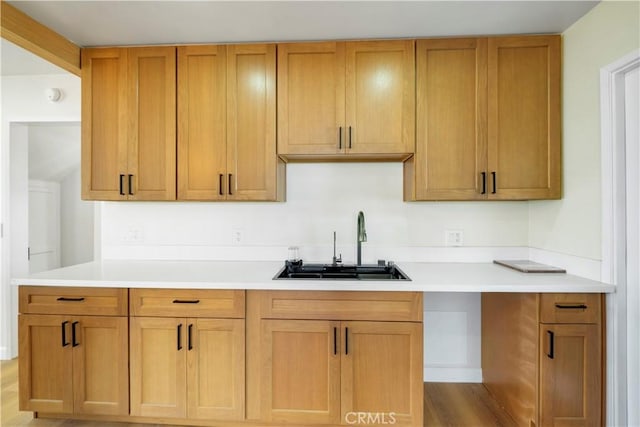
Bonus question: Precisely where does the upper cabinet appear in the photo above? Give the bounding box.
[82,47,176,201]
[277,40,415,160]
[178,44,283,201]
[406,35,561,201]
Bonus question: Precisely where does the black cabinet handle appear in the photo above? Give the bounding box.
[333,327,337,355]
[348,126,352,149]
[188,324,193,351]
[57,297,85,302]
[491,171,497,194]
[481,172,487,195]
[119,174,125,195]
[547,330,554,359]
[219,174,224,196]
[172,299,200,304]
[128,174,134,195]
[555,303,588,310]
[345,327,349,355]
[177,324,183,350]
[338,127,343,149]
[228,174,233,195]
[61,321,69,347]
[71,321,79,347]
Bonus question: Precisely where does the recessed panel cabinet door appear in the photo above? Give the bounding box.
[341,321,423,427]
[414,38,488,200]
[277,42,346,155]
[127,47,176,200]
[18,314,73,414]
[539,324,602,427]
[488,35,561,200]
[177,45,227,200]
[345,40,415,155]
[261,320,341,424]
[81,48,128,201]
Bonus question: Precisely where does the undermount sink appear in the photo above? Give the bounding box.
[273,260,411,281]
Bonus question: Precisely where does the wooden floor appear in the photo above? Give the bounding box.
[2,359,516,427]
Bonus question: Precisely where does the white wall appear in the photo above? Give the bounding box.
[0,73,81,359]
[60,168,94,267]
[529,1,640,261]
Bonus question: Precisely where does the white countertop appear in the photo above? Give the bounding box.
[12,260,614,293]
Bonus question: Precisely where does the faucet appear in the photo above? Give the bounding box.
[357,211,367,265]
[332,231,342,266]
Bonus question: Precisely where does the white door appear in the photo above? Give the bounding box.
[28,180,61,273]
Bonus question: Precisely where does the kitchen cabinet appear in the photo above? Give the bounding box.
[81,46,176,201]
[177,44,283,201]
[254,291,423,426]
[482,292,603,427]
[277,40,414,160]
[18,287,129,416]
[129,289,245,421]
[406,35,560,201]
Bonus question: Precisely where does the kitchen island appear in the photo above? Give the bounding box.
[13,260,613,427]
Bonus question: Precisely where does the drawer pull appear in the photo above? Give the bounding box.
[177,324,183,350]
[61,321,69,347]
[547,330,554,359]
[57,297,85,302]
[345,327,349,355]
[555,303,588,310]
[188,324,193,351]
[481,172,487,194]
[72,321,79,347]
[172,299,200,304]
[333,327,337,355]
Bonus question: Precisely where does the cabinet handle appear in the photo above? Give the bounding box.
[547,330,554,359]
[172,299,200,304]
[345,327,349,355]
[177,324,183,350]
[555,303,588,310]
[228,174,233,196]
[71,321,79,347]
[348,126,352,149]
[57,297,85,302]
[188,324,193,351]
[128,174,134,195]
[491,171,497,194]
[338,127,343,149]
[219,174,224,196]
[119,174,125,196]
[333,327,337,355]
[481,172,487,195]
[61,321,69,347]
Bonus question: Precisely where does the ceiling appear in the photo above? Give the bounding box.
[8,1,599,48]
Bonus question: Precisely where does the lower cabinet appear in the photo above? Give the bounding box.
[129,316,245,420]
[19,314,129,415]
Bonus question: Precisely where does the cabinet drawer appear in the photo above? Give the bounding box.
[19,286,128,316]
[257,291,422,321]
[540,293,602,324]
[130,289,245,318]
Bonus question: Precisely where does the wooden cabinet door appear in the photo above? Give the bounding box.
[130,317,187,418]
[345,40,415,155]
[18,314,73,414]
[413,38,488,200]
[81,48,128,201]
[261,320,341,424]
[277,42,346,155]
[177,45,227,200]
[488,35,561,200]
[72,316,129,415]
[341,321,423,427]
[127,46,176,200]
[539,324,602,427]
[187,318,245,420]
[226,44,279,201]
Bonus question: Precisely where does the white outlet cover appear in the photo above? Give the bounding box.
[445,229,464,247]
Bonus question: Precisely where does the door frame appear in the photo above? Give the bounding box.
[600,48,640,427]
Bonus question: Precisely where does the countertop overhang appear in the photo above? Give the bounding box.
[12,260,614,293]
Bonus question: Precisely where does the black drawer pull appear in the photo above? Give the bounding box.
[72,321,79,347]
[481,172,487,194]
[345,327,349,355]
[333,327,337,355]
[547,330,554,359]
[219,174,224,196]
[177,324,183,350]
[555,303,588,310]
[128,174,134,195]
[172,299,200,304]
[338,127,343,149]
[188,324,193,351]
[119,174,125,195]
[491,171,497,194]
[228,174,233,195]
[61,321,69,347]
[57,297,85,302]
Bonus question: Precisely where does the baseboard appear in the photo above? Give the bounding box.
[424,367,483,383]
[528,248,601,281]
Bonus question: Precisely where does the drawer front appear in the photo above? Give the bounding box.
[19,286,128,316]
[540,293,602,324]
[130,289,245,318]
[257,291,422,322]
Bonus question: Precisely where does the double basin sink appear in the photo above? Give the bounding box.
[274,260,410,281]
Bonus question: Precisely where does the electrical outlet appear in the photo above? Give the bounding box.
[232,228,243,245]
[122,226,143,243]
[445,229,464,247]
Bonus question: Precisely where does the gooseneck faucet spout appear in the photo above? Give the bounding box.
[357,211,367,266]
